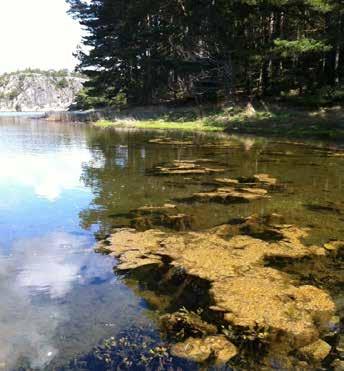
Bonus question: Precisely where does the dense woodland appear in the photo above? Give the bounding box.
[67,0,344,107]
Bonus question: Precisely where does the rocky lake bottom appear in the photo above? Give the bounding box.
[0,117,343,370]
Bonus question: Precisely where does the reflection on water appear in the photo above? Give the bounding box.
[14,233,89,299]
[0,117,343,369]
[0,232,87,368]
[0,231,146,369]
[0,149,91,201]
[0,118,152,370]
[0,118,92,202]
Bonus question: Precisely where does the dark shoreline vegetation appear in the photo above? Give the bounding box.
[89,101,344,142]
[46,100,344,143]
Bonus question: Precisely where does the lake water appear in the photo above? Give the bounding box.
[0,117,343,370]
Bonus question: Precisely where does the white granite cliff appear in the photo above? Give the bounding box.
[0,71,85,112]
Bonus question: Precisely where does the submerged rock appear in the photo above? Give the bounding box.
[136,203,177,212]
[110,204,194,232]
[160,309,217,339]
[213,274,334,348]
[298,339,331,362]
[237,173,278,186]
[97,221,337,354]
[332,359,344,371]
[213,178,240,186]
[179,173,279,204]
[97,228,165,271]
[174,159,220,164]
[148,137,238,148]
[216,214,286,241]
[213,174,278,188]
[171,335,237,364]
[337,334,344,358]
[149,138,194,145]
[186,187,269,204]
[252,173,278,186]
[324,240,344,252]
[62,325,195,370]
[305,201,344,215]
[148,160,225,176]
[132,213,193,232]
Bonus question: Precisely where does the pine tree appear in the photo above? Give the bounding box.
[67,0,342,106]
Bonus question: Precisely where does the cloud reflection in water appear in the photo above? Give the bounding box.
[0,148,94,202]
[0,232,114,369]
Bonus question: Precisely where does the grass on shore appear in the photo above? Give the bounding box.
[94,109,279,132]
[95,118,223,132]
[93,104,344,140]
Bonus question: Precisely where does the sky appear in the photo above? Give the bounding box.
[0,0,83,74]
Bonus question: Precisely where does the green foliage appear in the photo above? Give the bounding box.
[273,38,332,58]
[67,0,344,107]
[0,68,84,80]
[93,107,279,132]
[306,0,333,12]
[56,77,69,89]
[282,86,344,108]
[7,89,20,101]
[74,87,127,109]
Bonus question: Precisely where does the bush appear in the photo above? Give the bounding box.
[7,89,19,100]
[56,77,69,89]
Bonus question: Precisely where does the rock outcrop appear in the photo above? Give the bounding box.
[0,70,85,112]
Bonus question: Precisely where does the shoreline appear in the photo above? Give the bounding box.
[3,102,343,145]
[87,103,344,143]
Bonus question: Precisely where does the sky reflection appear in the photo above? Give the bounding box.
[0,231,115,369]
[0,148,92,201]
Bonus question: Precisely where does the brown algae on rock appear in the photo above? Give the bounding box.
[160,308,217,339]
[110,204,194,231]
[131,213,193,232]
[187,187,269,203]
[171,335,238,364]
[148,137,239,148]
[149,138,194,146]
[95,167,339,367]
[179,174,278,204]
[239,173,278,186]
[324,240,344,252]
[298,339,332,363]
[96,218,337,362]
[136,203,177,212]
[148,160,225,176]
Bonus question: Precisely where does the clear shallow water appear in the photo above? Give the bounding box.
[0,117,343,370]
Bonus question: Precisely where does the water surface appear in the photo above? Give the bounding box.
[0,117,343,370]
